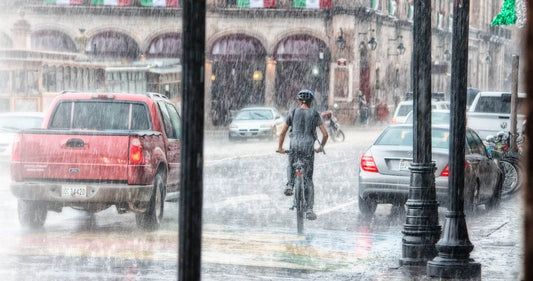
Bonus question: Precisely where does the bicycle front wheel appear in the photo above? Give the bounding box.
[294,176,304,234]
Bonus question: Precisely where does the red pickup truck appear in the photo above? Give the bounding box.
[10,92,181,230]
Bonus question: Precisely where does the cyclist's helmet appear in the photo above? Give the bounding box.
[296,89,314,102]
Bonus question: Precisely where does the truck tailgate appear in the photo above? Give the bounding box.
[17,131,130,181]
[467,112,524,139]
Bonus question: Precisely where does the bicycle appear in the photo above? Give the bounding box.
[277,146,324,234]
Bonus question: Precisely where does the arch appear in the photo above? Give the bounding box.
[0,32,13,49]
[273,34,331,111]
[31,30,77,53]
[210,34,267,61]
[273,34,328,61]
[207,30,269,57]
[87,31,140,59]
[146,32,181,58]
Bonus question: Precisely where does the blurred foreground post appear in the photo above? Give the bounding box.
[399,0,441,266]
[524,1,533,279]
[427,0,481,278]
[509,55,519,153]
[179,1,206,281]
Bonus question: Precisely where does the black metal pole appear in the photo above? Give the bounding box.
[427,0,481,278]
[400,0,441,266]
[179,1,205,281]
[510,55,519,153]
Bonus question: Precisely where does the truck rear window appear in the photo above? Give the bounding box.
[49,101,150,130]
[475,96,524,114]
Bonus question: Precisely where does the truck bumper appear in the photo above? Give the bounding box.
[10,181,153,204]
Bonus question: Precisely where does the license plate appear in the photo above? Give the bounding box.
[61,185,87,198]
[399,159,411,171]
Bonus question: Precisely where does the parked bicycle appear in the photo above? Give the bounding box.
[277,147,324,234]
[484,131,523,197]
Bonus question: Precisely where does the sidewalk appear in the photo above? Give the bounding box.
[376,195,523,281]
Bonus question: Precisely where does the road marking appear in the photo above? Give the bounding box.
[316,199,358,216]
[208,194,271,209]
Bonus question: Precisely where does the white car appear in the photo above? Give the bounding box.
[392,100,450,124]
[228,107,284,141]
[0,112,45,163]
[466,91,526,139]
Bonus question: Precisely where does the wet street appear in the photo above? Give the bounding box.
[0,125,523,280]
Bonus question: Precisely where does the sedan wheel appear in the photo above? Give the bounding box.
[358,196,377,216]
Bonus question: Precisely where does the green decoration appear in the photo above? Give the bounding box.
[492,0,517,25]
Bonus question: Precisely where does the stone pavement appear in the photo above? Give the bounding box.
[376,195,523,281]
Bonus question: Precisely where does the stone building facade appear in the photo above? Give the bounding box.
[0,0,517,125]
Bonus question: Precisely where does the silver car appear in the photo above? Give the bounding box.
[228,107,284,141]
[358,124,503,215]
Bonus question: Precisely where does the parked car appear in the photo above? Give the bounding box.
[404,109,450,125]
[358,124,503,215]
[10,92,181,230]
[391,100,449,124]
[228,106,284,141]
[0,112,44,164]
[466,91,526,139]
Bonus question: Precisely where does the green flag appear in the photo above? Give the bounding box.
[492,0,516,25]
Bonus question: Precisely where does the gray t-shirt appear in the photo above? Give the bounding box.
[286,107,323,151]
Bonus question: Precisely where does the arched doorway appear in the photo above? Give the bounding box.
[210,34,267,126]
[87,31,140,60]
[273,34,330,112]
[146,33,182,58]
[31,30,77,53]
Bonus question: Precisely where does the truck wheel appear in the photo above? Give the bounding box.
[136,172,166,231]
[18,200,47,228]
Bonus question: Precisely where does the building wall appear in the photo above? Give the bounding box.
[0,0,515,124]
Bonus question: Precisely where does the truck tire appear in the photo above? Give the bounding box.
[18,200,47,228]
[136,172,166,231]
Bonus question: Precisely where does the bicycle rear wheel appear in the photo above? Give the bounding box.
[294,176,304,234]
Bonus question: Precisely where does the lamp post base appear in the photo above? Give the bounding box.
[427,257,481,279]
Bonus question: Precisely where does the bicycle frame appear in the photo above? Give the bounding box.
[291,157,306,234]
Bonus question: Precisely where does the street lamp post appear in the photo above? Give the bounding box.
[399,0,441,266]
[427,0,481,278]
[179,0,205,280]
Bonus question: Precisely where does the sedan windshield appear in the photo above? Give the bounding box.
[375,127,450,149]
[234,109,273,121]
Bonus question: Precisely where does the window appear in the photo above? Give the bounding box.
[164,102,181,140]
[157,100,176,139]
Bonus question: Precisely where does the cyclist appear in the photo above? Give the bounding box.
[277,89,328,220]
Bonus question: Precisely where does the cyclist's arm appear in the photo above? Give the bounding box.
[317,124,328,152]
[277,123,290,153]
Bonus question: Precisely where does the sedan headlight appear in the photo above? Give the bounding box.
[229,124,238,129]
[260,124,273,129]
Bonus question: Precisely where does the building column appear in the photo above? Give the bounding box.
[204,59,213,128]
[264,56,276,106]
[11,12,31,50]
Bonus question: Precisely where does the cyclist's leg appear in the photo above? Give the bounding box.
[303,151,316,220]
[285,150,296,195]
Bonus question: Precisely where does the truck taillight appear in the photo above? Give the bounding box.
[11,134,21,161]
[129,137,145,165]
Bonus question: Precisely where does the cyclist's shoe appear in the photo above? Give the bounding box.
[284,185,293,196]
[306,210,317,220]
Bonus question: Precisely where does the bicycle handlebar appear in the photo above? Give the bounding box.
[276,149,325,155]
